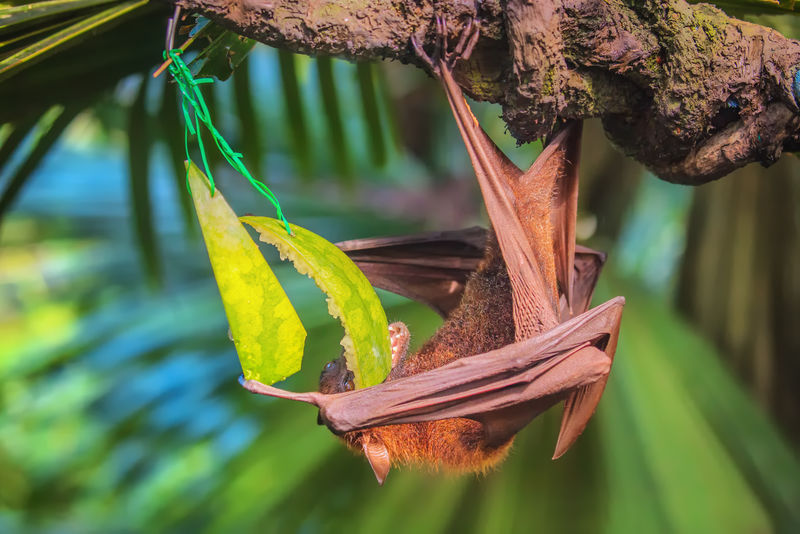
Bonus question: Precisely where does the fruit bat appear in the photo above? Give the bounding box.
[240,19,624,485]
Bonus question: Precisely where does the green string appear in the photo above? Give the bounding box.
[164,48,292,235]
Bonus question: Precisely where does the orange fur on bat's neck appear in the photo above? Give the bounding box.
[323,232,517,472]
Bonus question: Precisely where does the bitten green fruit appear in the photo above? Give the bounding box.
[188,162,306,384]
[241,216,391,388]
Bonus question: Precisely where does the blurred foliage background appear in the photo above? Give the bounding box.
[1,2,800,533]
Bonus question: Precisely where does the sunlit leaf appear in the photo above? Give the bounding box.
[241,216,392,388]
[0,0,148,83]
[0,0,119,30]
[187,162,306,384]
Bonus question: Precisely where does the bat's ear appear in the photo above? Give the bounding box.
[362,433,391,486]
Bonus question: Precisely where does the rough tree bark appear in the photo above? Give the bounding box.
[173,0,800,185]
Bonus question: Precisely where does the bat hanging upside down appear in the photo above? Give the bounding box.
[241,18,624,485]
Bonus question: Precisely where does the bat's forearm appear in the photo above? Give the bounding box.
[316,297,624,434]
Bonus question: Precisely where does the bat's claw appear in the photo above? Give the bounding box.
[388,322,410,368]
[452,18,480,62]
[411,15,480,78]
[411,35,438,76]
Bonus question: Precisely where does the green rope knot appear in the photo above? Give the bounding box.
[164,48,291,234]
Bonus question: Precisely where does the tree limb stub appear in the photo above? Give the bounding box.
[176,0,800,184]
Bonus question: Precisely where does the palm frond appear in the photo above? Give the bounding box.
[357,62,387,168]
[0,0,149,83]
[127,74,160,285]
[277,49,311,181]
[317,55,353,186]
[156,78,196,236]
[231,59,263,180]
[703,0,800,15]
[0,103,83,225]
[0,0,120,29]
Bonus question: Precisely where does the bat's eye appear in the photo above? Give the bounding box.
[325,361,335,370]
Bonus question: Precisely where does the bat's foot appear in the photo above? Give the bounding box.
[411,15,480,78]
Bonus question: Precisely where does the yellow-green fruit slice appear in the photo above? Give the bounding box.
[187,163,306,384]
[241,216,392,388]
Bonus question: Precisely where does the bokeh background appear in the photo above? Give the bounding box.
[1,3,799,533]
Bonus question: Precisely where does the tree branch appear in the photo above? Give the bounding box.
[176,0,800,184]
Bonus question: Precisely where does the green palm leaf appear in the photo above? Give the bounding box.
[0,0,149,83]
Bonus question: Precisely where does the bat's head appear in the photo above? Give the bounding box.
[318,322,410,395]
[316,355,393,486]
[318,354,355,394]
[316,322,409,486]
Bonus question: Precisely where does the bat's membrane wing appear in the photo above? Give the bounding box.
[312,297,624,433]
[554,245,614,457]
[437,57,621,456]
[553,295,623,458]
[560,245,607,322]
[336,227,487,317]
[339,226,605,323]
[546,122,582,314]
[240,297,624,455]
[471,344,606,447]
[508,122,581,319]
[242,29,624,466]
[439,63,560,337]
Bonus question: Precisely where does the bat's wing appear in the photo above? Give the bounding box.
[336,227,487,317]
[547,122,582,315]
[339,226,605,327]
[553,307,622,458]
[560,245,607,322]
[438,59,621,457]
[554,245,614,457]
[241,297,625,444]
[439,63,560,337]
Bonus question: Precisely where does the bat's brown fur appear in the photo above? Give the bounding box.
[321,231,518,472]
[389,231,514,378]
